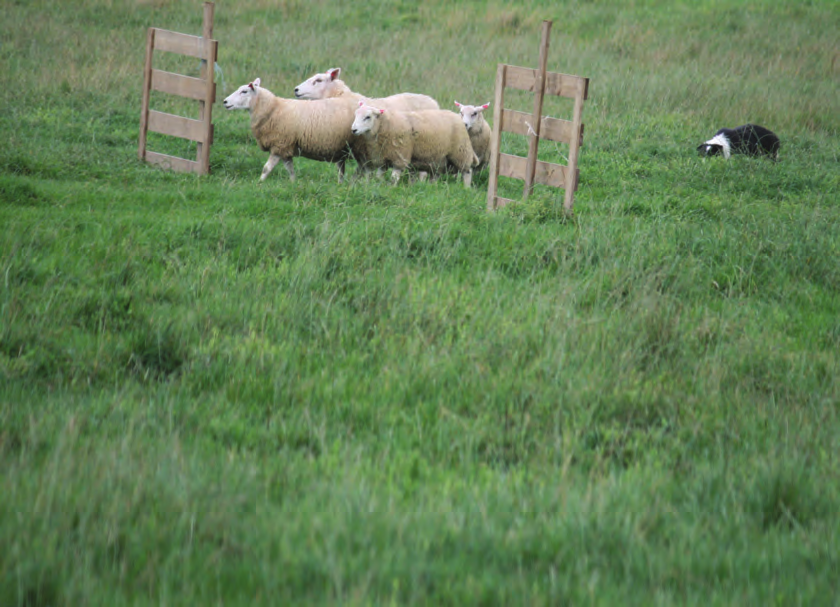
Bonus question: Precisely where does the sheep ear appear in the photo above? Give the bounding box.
[359,100,365,107]
[379,109,385,114]
[454,101,462,108]
[253,78,261,88]
[327,68,341,80]
[481,103,490,110]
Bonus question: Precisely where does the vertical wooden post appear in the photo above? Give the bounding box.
[138,27,155,161]
[522,20,551,200]
[564,78,588,213]
[196,2,215,169]
[198,40,217,174]
[486,63,507,212]
[202,2,214,49]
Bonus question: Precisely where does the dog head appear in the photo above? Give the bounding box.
[697,133,732,159]
[697,143,724,157]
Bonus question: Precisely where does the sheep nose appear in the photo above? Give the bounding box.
[294,87,299,94]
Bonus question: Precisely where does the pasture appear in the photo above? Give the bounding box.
[1,0,839,604]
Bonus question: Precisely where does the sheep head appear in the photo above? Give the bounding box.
[224,78,261,110]
[454,101,490,132]
[295,67,342,99]
[351,103,385,136]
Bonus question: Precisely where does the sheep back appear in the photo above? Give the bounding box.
[325,80,438,111]
[372,93,440,112]
[250,90,357,162]
[405,110,476,173]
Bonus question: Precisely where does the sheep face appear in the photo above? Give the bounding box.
[454,101,490,132]
[224,78,261,110]
[294,67,341,99]
[351,103,385,136]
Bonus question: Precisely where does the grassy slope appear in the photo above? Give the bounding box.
[1,0,839,604]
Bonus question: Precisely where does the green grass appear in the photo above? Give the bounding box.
[1,0,839,604]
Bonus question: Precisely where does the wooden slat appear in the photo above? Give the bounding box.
[486,63,507,212]
[151,69,213,102]
[501,110,584,146]
[504,65,538,93]
[138,28,155,161]
[498,153,577,190]
[197,38,218,174]
[148,110,207,142]
[145,150,201,174]
[499,153,527,180]
[153,28,214,59]
[505,65,588,100]
[523,20,552,200]
[545,71,589,100]
[501,109,538,137]
[564,78,587,211]
[541,116,582,146]
[195,2,216,174]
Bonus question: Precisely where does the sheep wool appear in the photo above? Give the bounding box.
[351,103,477,188]
[223,78,359,182]
[454,101,491,171]
[295,67,440,112]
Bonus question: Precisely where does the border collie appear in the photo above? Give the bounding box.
[697,124,780,160]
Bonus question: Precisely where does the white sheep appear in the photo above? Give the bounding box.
[350,102,477,188]
[454,101,491,171]
[222,78,359,183]
[295,67,440,112]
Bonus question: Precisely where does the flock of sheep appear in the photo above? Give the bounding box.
[222,68,491,187]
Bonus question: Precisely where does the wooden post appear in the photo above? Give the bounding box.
[196,2,215,168]
[523,20,551,200]
[486,63,506,212]
[202,2,214,60]
[564,78,588,213]
[138,27,155,161]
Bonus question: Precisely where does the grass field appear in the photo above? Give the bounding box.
[2,0,839,604]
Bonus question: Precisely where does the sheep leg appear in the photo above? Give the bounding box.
[418,171,429,183]
[353,163,378,183]
[260,154,283,182]
[349,162,366,183]
[282,158,296,182]
[390,168,402,185]
[462,169,473,188]
[336,158,346,184]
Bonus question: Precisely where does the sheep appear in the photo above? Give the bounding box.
[222,78,359,183]
[294,67,440,112]
[350,102,477,188]
[454,101,491,171]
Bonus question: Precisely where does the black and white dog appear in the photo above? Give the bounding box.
[697,124,780,160]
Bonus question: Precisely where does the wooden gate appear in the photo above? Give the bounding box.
[138,3,217,175]
[486,21,589,213]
